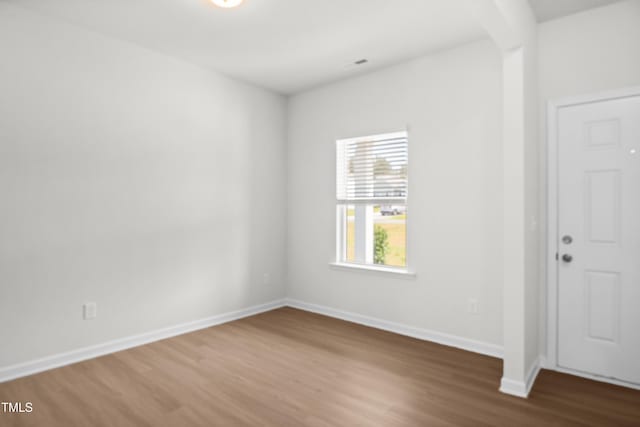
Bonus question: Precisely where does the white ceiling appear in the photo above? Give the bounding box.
[5,0,487,95]
[528,0,624,22]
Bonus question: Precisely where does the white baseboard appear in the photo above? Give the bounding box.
[552,365,640,391]
[284,298,504,359]
[0,299,286,383]
[1,298,506,384]
[499,356,542,398]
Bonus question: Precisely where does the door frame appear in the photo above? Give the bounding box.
[546,85,640,388]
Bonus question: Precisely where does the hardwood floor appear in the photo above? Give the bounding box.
[1,307,639,426]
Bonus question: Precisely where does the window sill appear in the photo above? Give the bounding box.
[329,262,416,279]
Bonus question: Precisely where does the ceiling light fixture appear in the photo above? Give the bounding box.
[211,0,243,8]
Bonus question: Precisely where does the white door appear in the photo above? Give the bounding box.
[557,93,640,385]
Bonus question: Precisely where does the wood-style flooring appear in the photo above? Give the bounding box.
[0,307,639,426]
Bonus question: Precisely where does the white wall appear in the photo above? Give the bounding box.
[287,40,504,347]
[538,0,640,357]
[6,0,634,381]
[522,10,540,384]
[463,1,539,395]
[468,0,540,393]
[539,0,640,101]
[0,4,287,368]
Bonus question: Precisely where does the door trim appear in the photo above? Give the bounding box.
[546,85,640,387]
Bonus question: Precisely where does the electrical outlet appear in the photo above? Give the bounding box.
[468,298,479,315]
[263,273,270,285]
[83,302,97,320]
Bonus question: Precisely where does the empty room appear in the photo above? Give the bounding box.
[1,0,639,425]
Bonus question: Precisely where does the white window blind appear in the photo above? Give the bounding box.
[336,131,408,202]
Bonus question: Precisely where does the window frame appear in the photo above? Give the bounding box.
[334,130,411,275]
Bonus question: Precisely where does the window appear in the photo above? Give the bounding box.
[336,131,408,270]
